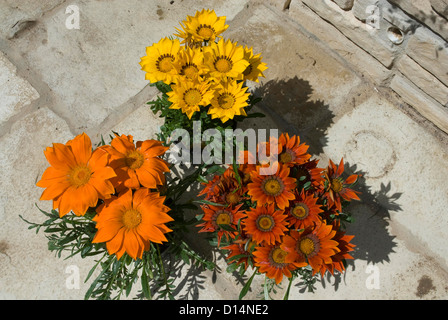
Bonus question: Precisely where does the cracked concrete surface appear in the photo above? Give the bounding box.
[1,0,448,300]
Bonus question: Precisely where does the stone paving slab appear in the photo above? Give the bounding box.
[1,0,448,300]
[0,51,39,128]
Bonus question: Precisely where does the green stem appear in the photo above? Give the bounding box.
[156,244,170,297]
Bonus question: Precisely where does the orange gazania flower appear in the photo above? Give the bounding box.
[253,244,306,284]
[282,222,340,275]
[92,188,173,260]
[243,204,288,245]
[278,133,311,167]
[287,189,323,230]
[36,133,116,217]
[197,204,245,247]
[324,158,360,212]
[247,163,296,210]
[319,219,355,276]
[102,134,170,192]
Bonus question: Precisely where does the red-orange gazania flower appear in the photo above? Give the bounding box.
[214,171,246,206]
[256,136,279,165]
[278,133,311,167]
[282,221,340,275]
[253,244,306,284]
[92,188,173,260]
[198,175,219,200]
[102,134,169,192]
[294,159,325,192]
[197,204,245,246]
[237,150,257,183]
[36,133,116,217]
[243,204,288,245]
[319,220,355,276]
[287,189,323,230]
[247,162,296,210]
[221,232,257,271]
[324,158,360,212]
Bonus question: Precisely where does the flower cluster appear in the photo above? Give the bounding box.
[197,133,360,287]
[139,9,267,124]
[36,132,173,260]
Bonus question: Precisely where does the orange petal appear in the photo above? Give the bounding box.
[105,228,125,256]
[136,167,159,189]
[53,143,77,169]
[139,140,169,157]
[39,180,70,201]
[111,134,135,155]
[345,174,359,185]
[89,147,110,170]
[123,229,142,260]
[58,187,77,217]
[67,133,92,165]
[71,184,98,216]
[124,169,140,189]
[36,167,67,186]
[92,222,123,243]
[337,158,344,176]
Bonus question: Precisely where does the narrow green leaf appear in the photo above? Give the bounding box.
[263,276,270,300]
[283,276,294,300]
[239,270,257,300]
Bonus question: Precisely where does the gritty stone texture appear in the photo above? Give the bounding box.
[333,0,355,10]
[381,1,421,34]
[388,0,448,41]
[397,55,448,106]
[0,51,39,127]
[0,107,88,299]
[0,0,65,39]
[226,1,364,157]
[390,74,448,133]
[9,0,250,131]
[352,0,379,21]
[405,27,448,87]
[109,103,165,143]
[1,0,448,301]
[324,95,448,270]
[301,0,398,68]
[287,0,392,83]
[430,0,448,18]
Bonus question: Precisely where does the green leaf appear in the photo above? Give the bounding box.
[250,96,263,105]
[218,224,236,232]
[239,270,257,300]
[226,254,248,262]
[263,276,270,300]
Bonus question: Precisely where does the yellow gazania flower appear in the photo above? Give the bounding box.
[208,79,250,123]
[172,46,207,82]
[167,78,215,119]
[242,46,268,82]
[175,9,228,45]
[204,38,249,81]
[139,37,181,84]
